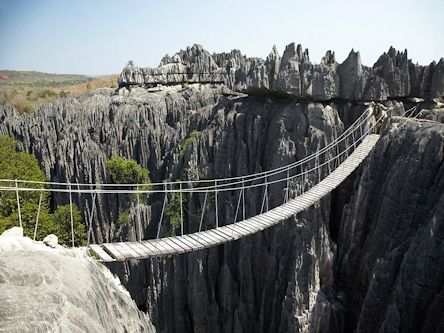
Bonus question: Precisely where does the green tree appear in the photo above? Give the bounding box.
[166,189,187,233]
[0,135,48,227]
[106,156,150,185]
[106,156,151,224]
[0,135,86,246]
[52,204,86,246]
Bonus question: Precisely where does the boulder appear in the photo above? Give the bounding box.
[43,234,58,248]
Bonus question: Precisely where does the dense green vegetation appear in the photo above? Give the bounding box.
[106,156,151,225]
[52,204,85,246]
[106,156,151,185]
[166,191,186,232]
[0,135,86,245]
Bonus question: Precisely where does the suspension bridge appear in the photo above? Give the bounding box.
[0,104,417,262]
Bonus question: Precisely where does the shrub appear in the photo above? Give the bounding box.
[37,89,55,99]
[106,156,151,225]
[59,90,69,98]
[180,130,201,157]
[165,185,187,233]
[23,101,33,114]
[106,156,150,185]
[117,210,130,225]
[0,135,86,245]
[52,204,86,246]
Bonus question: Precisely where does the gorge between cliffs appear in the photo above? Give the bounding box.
[1,44,443,333]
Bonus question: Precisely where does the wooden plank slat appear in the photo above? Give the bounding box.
[139,240,163,256]
[221,224,244,237]
[173,235,197,251]
[210,228,233,241]
[102,243,126,261]
[156,239,179,254]
[131,242,153,257]
[216,226,241,240]
[144,239,170,255]
[249,215,273,228]
[89,244,115,262]
[188,233,213,247]
[204,229,231,244]
[115,242,139,259]
[204,227,231,244]
[126,242,146,257]
[181,235,207,250]
[165,237,189,253]
[233,222,257,235]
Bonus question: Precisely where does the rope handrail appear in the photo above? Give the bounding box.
[1,103,414,252]
[0,104,415,192]
[0,106,374,189]
[0,113,384,195]
[0,134,372,194]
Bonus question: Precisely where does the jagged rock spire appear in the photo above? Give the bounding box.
[118,43,444,101]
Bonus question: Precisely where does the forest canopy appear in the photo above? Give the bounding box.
[0,135,86,246]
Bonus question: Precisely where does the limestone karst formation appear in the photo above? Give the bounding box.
[118,43,444,101]
[0,43,443,332]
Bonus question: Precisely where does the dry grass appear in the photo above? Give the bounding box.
[0,71,118,114]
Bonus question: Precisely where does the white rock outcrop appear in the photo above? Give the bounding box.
[43,234,58,248]
[0,229,156,332]
[1,226,23,237]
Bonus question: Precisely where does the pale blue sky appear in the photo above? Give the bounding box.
[0,0,443,75]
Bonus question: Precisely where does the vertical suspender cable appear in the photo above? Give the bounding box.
[33,188,43,241]
[215,179,218,228]
[234,187,242,224]
[157,182,167,239]
[260,176,268,214]
[87,190,97,246]
[198,191,208,233]
[15,179,22,229]
[180,182,184,236]
[69,183,74,247]
[285,170,290,203]
[137,186,141,241]
[242,177,245,221]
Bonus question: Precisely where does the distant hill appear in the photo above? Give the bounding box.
[0,70,93,86]
[0,70,118,113]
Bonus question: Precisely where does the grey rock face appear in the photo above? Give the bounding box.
[118,44,444,101]
[0,86,349,332]
[1,81,443,333]
[333,117,444,332]
[373,47,410,97]
[0,235,155,332]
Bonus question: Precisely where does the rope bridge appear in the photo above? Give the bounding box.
[0,105,417,261]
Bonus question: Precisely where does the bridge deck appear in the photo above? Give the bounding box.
[89,134,380,262]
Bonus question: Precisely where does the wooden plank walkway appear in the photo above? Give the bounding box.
[89,134,380,262]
